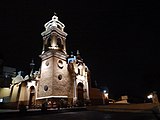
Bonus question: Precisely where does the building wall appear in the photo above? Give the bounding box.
[19,82,28,103]
[10,85,19,102]
[89,88,104,105]
[37,52,74,100]
[0,88,10,98]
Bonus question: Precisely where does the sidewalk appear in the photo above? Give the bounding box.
[1,103,160,119]
[86,103,158,113]
[0,103,157,113]
[0,107,87,119]
[0,108,41,113]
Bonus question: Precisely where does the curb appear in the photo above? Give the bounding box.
[1,107,87,119]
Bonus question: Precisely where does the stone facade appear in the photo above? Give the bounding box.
[37,52,74,99]
[0,14,106,109]
[36,14,90,107]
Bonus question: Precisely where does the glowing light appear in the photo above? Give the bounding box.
[147,94,153,99]
[104,93,108,98]
[103,90,107,93]
[0,99,3,102]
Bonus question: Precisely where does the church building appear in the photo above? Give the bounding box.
[0,14,107,109]
[36,14,90,107]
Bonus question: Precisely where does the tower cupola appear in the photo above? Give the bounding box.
[41,13,67,54]
[44,13,65,31]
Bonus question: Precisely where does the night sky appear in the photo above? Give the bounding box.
[1,0,160,101]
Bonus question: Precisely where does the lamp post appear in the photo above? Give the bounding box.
[103,90,108,104]
[147,91,160,113]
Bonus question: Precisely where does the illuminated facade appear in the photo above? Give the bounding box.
[36,14,90,106]
[0,14,106,109]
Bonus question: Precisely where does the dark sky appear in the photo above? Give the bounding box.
[1,0,160,100]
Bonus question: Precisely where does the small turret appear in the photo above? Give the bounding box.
[29,59,35,77]
[67,51,76,63]
[76,50,83,61]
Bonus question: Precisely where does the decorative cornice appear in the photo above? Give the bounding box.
[36,95,68,100]
[41,26,67,39]
[39,50,68,61]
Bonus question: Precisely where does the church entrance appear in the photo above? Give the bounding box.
[29,86,35,108]
[77,82,84,106]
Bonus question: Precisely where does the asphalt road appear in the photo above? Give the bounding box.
[1,103,160,120]
[1,110,158,120]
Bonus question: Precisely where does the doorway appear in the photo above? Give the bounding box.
[77,82,84,106]
[29,86,35,108]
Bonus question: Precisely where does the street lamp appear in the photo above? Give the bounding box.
[103,90,108,99]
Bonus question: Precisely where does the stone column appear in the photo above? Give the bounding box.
[86,80,90,100]
[73,79,77,105]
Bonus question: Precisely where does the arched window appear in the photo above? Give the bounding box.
[57,38,64,49]
[78,68,80,75]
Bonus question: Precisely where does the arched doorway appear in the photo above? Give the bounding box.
[29,86,35,108]
[77,82,84,106]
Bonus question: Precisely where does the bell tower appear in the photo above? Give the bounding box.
[41,13,67,54]
[37,14,74,104]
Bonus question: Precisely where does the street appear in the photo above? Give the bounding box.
[2,110,158,120]
[1,103,160,120]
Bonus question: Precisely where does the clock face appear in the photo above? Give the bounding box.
[57,60,63,68]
